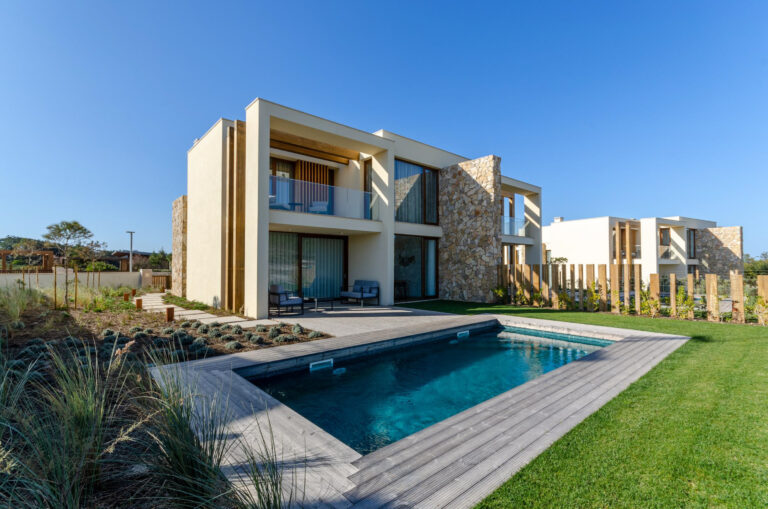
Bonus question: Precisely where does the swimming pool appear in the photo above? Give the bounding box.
[251,326,611,454]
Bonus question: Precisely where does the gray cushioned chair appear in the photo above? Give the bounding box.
[268,285,304,317]
[340,280,380,307]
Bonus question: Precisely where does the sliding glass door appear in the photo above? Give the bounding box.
[394,235,438,300]
[268,232,346,298]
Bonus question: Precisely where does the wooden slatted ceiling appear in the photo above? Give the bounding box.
[270,130,359,165]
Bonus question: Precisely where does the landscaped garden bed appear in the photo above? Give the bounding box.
[0,284,329,507]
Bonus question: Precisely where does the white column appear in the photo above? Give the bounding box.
[243,101,271,318]
[524,191,542,264]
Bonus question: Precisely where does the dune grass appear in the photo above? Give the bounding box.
[400,301,768,508]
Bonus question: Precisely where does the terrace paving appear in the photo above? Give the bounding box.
[149,304,688,508]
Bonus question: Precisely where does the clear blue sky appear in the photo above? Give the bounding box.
[1,1,766,255]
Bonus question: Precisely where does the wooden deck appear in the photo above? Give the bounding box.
[151,314,688,508]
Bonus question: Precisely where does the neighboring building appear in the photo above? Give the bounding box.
[173,99,542,318]
[542,216,743,282]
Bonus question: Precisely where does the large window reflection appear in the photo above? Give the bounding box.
[394,235,438,300]
[394,160,438,225]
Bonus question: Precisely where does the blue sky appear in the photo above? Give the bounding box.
[1,1,766,255]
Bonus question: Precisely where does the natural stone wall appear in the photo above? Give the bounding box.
[697,226,743,277]
[439,155,502,303]
[172,195,188,297]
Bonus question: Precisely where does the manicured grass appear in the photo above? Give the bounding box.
[401,301,768,508]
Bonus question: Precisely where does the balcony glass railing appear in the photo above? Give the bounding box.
[658,245,672,259]
[501,217,527,236]
[269,175,379,221]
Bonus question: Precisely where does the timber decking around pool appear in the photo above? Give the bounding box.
[151,315,688,509]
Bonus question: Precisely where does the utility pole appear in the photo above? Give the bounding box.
[126,231,135,272]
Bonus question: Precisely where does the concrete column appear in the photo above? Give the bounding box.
[640,218,659,284]
[243,101,271,318]
[524,191,542,265]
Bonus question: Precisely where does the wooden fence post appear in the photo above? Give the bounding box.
[687,273,695,320]
[123,293,129,302]
[53,266,57,309]
[165,306,174,322]
[74,266,78,310]
[135,298,143,311]
[561,264,568,305]
[568,264,575,306]
[670,273,677,318]
[551,265,560,309]
[514,264,522,304]
[634,264,642,315]
[623,264,631,310]
[610,264,621,313]
[731,273,744,324]
[649,273,660,304]
[706,273,719,322]
[523,263,531,305]
[598,264,607,311]
[541,264,550,306]
[586,264,595,312]
[532,264,541,306]
[758,275,768,300]
[578,264,584,310]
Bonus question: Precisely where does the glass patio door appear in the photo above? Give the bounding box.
[301,236,345,298]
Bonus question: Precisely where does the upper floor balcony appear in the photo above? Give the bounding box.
[502,217,527,237]
[269,175,379,221]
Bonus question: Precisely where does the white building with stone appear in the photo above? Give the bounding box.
[542,215,743,283]
[172,99,542,318]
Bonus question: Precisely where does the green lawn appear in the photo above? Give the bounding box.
[400,301,768,508]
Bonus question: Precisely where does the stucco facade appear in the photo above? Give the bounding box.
[177,99,542,318]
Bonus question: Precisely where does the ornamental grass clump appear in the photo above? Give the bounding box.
[267,327,280,340]
[224,341,242,351]
[275,334,296,343]
[231,325,243,335]
[291,324,304,335]
[255,325,267,333]
[308,331,323,339]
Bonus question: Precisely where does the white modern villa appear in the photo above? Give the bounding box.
[542,215,743,283]
[172,99,542,318]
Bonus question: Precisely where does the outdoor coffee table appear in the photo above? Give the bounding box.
[304,297,336,311]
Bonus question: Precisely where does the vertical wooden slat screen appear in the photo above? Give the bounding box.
[731,273,744,323]
[515,264,523,303]
[706,274,719,322]
[598,264,607,311]
[586,264,595,311]
[532,264,541,305]
[295,160,332,212]
[569,264,575,303]
[610,264,621,313]
[670,273,677,317]
[634,264,642,315]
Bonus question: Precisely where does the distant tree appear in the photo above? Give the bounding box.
[744,252,768,281]
[43,221,93,307]
[11,238,38,268]
[550,256,568,264]
[148,248,171,269]
[76,240,107,272]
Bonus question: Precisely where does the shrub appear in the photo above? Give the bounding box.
[224,341,243,351]
[10,320,25,330]
[101,328,115,337]
[208,329,222,340]
[308,331,323,339]
[191,337,207,348]
[267,327,280,340]
[133,331,149,341]
[220,334,235,343]
[27,338,45,347]
[153,337,169,347]
[291,324,304,335]
[180,321,192,329]
[144,328,154,334]
[197,324,210,334]
[210,321,221,328]
[221,324,232,331]
[275,334,296,343]
[190,321,201,329]
[129,325,143,334]
[170,349,186,361]
[255,325,267,333]
[231,325,243,335]
[163,327,175,335]
[102,334,117,344]
[63,336,81,348]
[277,322,287,328]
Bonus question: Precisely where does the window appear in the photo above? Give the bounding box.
[364,159,374,220]
[394,235,439,300]
[394,159,439,224]
[268,232,347,298]
[659,228,671,246]
[686,229,696,258]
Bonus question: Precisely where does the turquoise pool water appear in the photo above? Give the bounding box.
[252,327,610,454]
